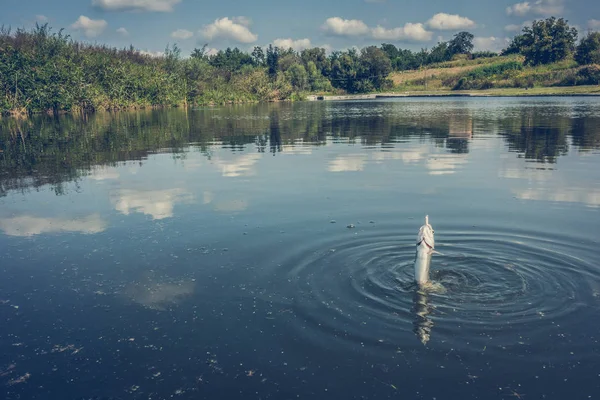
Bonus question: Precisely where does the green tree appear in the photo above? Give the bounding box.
[358,46,392,90]
[427,42,451,64]
[208,47,254,71]
[380,43,400,60]
[575,32,600,65]
[266,45,279,78]
[329,49,360,92]
[300,47,330,75]
[278,52,300,72]
[502,34,527,55]
[251,46,265,66]
[448,31,474,56]
[191,45,208,59]
[519,17,578,65]
[286,63,308,91]
[306,61,332,91]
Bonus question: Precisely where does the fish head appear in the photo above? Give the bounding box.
[417,215,435,249]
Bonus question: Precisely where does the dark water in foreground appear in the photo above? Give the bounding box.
[1,98,600,400]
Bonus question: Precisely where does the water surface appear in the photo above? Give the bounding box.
[1,98,600,399]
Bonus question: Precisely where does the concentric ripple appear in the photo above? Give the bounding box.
[273,225,600,359]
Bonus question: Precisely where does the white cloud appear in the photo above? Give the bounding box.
[0,215,106,237]
[506,2,531,16]
[589,19,600,30]
[116,27,129,36]
[506,0,564,17]
[505,24,522,32]
[321,17,370,36]
[514,188,600,207]
[281,144,313,155]
[206,47,219,56]
[202,191,248,213]
[505,21,532,32]
[212,153,262,177]
[329,154,367,172]
[201,17,258,43]
[273,38,312,51]
[70,15,107,38]
[371,148,426,164]
[92,0,180,12]
[35,15,48,22]
[89,167,120,180]
[371,23,433,41]
[171,29,193,40]
[322,17,432,42]
[473,36,504,52]
[426,13,476,30]
[111,188,193,220]
[138,49,164,57]
[426,154,468,175]
[232,16,252,27]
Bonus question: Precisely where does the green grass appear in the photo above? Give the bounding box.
[391,55,599,92]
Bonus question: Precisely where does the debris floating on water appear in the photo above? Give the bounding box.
[8,373,31,386]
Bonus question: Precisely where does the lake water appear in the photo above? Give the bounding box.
[1,98,600,400]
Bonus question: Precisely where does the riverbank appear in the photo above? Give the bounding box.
[306,85,600,101]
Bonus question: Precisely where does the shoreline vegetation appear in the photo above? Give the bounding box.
[1,17,599,117]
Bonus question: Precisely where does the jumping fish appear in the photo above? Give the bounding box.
[414,215,435,285]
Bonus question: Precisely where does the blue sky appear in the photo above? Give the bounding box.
[2,0,599,56]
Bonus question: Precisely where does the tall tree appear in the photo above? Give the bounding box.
[359,46,392,90]
[428,42,451,63]
[251,46,265,66]
[575,32,600,65]
[447,31,474,56]
[300,47,330,75]
[519,17,578,65]
[380,43,400,60]
[266,44,279,78]
[501,34,527,55]
[191,44,208,59]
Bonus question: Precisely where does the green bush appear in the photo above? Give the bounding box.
[575,33,600,65]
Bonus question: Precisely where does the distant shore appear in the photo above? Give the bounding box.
[307,85,600,101]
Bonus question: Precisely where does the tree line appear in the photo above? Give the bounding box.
[1,17,599,115]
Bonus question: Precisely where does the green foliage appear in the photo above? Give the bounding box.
[466,61,523,79]
[472,51,498,59]
[514,17,578,65]
[502,34,527,56]
[208,47,254,71]
[0,24,355,114]
[359,46,393,90]
[558,65,600,86]
[306,61,332,92]
[266,45,279,78]
[575,32,600,65]
[445,61,523,90]
[251,46,265,66]
[301,48,331,75]
[447,31,475,56]
[379,32,476,72]
[381,43,425,70]
[428,42,451,64]
[286,63,308,91]
[326,47,392,93]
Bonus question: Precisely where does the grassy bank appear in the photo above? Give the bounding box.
[390,55,600,92]
[2,23,599,117]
